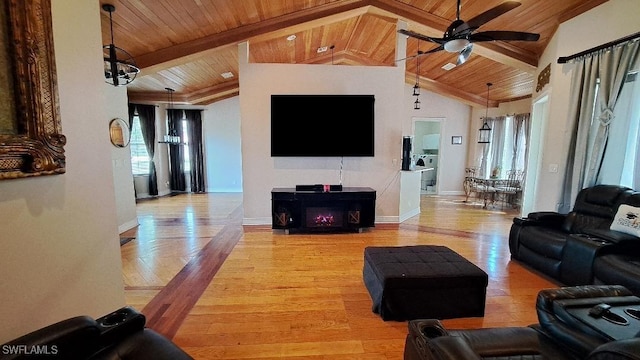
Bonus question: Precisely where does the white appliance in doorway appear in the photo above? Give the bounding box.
[413,118,442,195]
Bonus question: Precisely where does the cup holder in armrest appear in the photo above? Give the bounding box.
[95,307,146,346]
[421,324,447,339]
[100,310,130,327]
[602,311,629,326]
[624,308,640,320]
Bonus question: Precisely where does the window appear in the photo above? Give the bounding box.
[130,115,150,175]
[182,119,190,173]
[597,71,640,189]
[482,116,528,178]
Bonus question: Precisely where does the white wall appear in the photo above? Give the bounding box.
[204,97,243,192]
[240,62,405,224]
[531,0,640,211]
[407,89,472,195]
[105,86,138,232]
[0,0,125,342]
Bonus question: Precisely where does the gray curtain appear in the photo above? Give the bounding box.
[586,41,640,185]
[512,113,530,171]
[560,40,640,212]
[128,103,158,196]
[184,110,205,193]
[167,109,186,191]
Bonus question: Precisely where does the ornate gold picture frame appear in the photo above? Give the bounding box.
[0,0,65,180]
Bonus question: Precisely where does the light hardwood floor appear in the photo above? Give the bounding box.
[120,193,558,359]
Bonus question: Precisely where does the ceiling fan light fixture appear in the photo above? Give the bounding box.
[444,38,470,53]
[102,4,139,86]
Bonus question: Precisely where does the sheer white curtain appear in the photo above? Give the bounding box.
[484,116,507,178]
[480,115,529,179]
[560,40,640,212]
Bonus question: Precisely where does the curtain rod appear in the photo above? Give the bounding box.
[557,31,640,64]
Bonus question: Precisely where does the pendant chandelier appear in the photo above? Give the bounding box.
[478,83,492,144]
[161,88,181,145]
[102,4,139,86]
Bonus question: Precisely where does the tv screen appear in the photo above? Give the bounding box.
[271,95,375,157]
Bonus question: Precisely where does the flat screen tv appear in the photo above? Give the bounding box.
[271,94,375,157]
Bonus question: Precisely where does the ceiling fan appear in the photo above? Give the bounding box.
[398,0,540,65]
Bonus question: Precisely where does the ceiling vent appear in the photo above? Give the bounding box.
[442,63,456,71]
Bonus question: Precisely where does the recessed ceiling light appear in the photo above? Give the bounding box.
[317,46,328,53]
[286,34,296,41]
[442,63,456,71]
[221,72,234,79]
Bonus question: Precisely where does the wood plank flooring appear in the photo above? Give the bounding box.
[120,193,559,359]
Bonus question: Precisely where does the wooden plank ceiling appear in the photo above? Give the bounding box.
[101,0,608,107]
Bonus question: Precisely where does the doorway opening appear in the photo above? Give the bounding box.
[413,118,443,195]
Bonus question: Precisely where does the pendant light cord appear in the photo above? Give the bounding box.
[109,10,115,45]
[484,82,492,120]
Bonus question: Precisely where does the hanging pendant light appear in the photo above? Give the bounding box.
[102,4,139,86]
[161,88,181,145]
[478,83,492,144]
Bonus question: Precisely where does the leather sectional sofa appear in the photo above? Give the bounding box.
[404,285,640,360]
[1,306,193,360]
[509,185,640,294]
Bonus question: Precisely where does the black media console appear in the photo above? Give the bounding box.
[271,187,376,233]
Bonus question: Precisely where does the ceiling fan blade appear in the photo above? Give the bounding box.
[423,45,445,54]
[457,44,473,65]
[395,45,444,62]
[398,29,446,45]
[471,31,540,42]
[466,1,521,30]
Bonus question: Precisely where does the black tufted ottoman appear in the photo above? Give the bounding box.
[363,245,488,321]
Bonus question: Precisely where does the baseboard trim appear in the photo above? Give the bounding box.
[399,208,420,222]
[118,219,139,234]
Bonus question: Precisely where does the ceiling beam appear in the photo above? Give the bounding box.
[128,82,239,105]
[186,82,239,104]
[408,73,499,108]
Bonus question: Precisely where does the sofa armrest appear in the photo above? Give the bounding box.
[89,329,194,360]
[587,338,640,360]
[1,316,101,360]
[584,228,640,245]
[536,285,633,358]
[514,212,567,228]
[427,337,482,360]
[95,306,146,349]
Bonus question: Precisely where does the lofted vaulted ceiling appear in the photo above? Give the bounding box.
[100,0,608,107]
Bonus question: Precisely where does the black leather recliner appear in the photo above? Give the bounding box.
[1,306,193,360]
[509,185,638,287]
[403,285,640,360]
